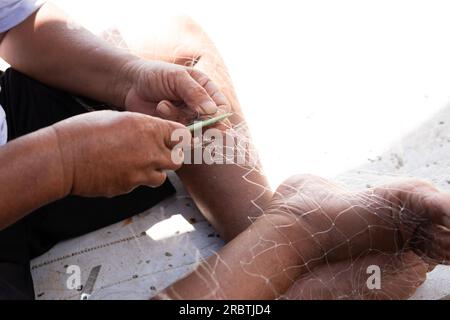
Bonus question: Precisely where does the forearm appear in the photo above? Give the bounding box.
[0,127,68,230]
[155,213,323,300]
[0,3,137,108]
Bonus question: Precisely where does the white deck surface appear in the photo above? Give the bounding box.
[30,0,450,300]
[31,175,224,300]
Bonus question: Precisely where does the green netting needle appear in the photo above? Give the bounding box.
[187,113,233,132]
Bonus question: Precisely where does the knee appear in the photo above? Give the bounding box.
[171,15,214,58]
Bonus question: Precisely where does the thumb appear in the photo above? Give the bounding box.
[159,119,191,150]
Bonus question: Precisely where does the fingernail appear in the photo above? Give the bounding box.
[200,102,218,115]
[159,102,172,117]
[443,216,450,228]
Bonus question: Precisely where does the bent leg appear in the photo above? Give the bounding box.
[174,18,271,241]
[112,17,273,241]
[155,175,450,300]
[283,251,429,300]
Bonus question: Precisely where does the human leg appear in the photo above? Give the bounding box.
[155,175,449,300]
[112,16,273,241]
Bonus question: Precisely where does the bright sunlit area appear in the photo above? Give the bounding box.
[54,0,450,188]
[13,0,449,302]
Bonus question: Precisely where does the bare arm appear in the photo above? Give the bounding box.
[0,3,137,108]
[0,126,67,230]
[0,111,189,231]
[0,3,223,116]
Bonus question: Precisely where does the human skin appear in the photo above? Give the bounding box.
[0,4,225,117]
[0,3,444,300]
[113,16,273,242]
[0,3,268,241]
[111,17,446,299]
[155,175,450,300]
[111,16,447,299]
[0,111,189,230]
[283,250,429,300]
[0,4,228,229]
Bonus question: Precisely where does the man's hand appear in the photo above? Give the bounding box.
[0,3,230,128]
[52,110,190,198]
[122,60,230,125]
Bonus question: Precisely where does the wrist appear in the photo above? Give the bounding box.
[108,56,142,109]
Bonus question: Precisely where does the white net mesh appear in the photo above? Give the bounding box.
[29,6,450,300]
[98,17,450,300]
